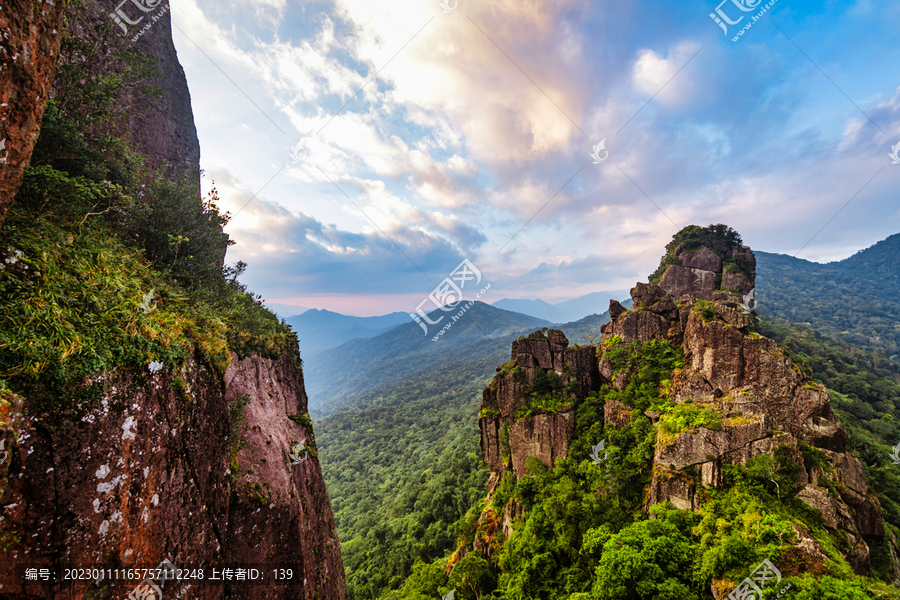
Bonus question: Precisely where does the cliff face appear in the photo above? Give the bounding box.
[65,0,201,174]
[606,276,884,574]
[0,4,347,594]
[223,353,346,599]
[0,0,68,229]
[474,236,888,579]
[0,350,348,599]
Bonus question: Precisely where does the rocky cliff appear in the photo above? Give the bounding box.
[0,350,347,599]
[0,1,347,597]
[480,329,601,480]
[472,226,891,587]
[64,0,201,174]
[0,0,68,229]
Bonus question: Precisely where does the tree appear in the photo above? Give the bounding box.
[593,515,700,600]
[448,553,495,600]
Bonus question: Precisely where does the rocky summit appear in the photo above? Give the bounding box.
[472,226,890,594]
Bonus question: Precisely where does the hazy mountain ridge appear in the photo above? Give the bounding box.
[492,289,630,323]
[286,308,410,356]
[304,302,553,417]
[756,232,900,362]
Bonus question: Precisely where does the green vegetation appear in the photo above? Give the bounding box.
[372,333,900,599]
[658,403,723,439]
[756,236,900,363]
[316,365,490,600]
[694,300,718,322]
[757,316,900,580]
[289,413,315,432]
[513,366,577,419]
[0,23,297,419]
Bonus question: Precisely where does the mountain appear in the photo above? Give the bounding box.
[378,224,900,600]
[491,298,566,322]
[265,302,310,319]
[303,302,553,417]
[286,308,410,356]
[551,289,632,320]
[756,232,900,362]
[492,289,631,323]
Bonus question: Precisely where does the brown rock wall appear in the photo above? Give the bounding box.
[0,0,68,229]
[65,1,201,174]
[509,412,576,479]
[0,350,347,599]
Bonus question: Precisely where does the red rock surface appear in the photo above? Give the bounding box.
[0,0,68,230]
[0,350,347,599]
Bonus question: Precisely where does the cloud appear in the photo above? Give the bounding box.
[173,0,900,313]
[631,41,703,109]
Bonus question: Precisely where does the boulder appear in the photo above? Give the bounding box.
[659,265,719,300]
[684,247,722,272]
[609,299,628,319]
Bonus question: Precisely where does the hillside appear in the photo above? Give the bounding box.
[755,233,900,362]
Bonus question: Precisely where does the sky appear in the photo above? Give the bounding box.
[166,0,900,316]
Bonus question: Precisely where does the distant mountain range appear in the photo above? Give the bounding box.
[303,302,550,416]
[278,290,630,361]
[296,231,900,415]
[755,232,900,361]
[303,300,630,417]
[264,303,310,319]
[492,289,630,323]
[285,309,410,356]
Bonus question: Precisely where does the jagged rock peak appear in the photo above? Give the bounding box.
[649,224,755,301]
[479,329,602,478]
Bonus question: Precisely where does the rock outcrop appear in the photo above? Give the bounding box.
[471,229,888,583]
[0,0,68,230]
[603,239,884,575]
[0,350,348,599]
[479,329,601,479]
[656,242,754,300]
[471,330,601,558]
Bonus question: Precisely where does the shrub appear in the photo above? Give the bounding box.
[658,404,723,438]
[124,174,233,293]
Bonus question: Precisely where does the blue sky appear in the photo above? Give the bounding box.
[169,0,900,316]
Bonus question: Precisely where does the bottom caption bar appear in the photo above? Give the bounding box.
[10,560,305,597]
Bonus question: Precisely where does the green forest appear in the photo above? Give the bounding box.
[317,308,900,599]
[756,240,900,363]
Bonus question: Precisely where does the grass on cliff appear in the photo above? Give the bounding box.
[0,99,299,417]
[0,202,297,417]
